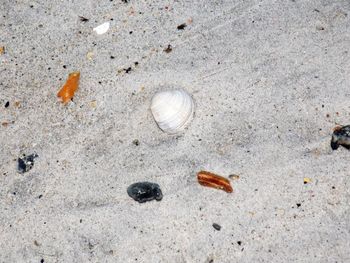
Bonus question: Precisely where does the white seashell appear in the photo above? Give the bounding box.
[151,89,195,133]
[93,22,110,35]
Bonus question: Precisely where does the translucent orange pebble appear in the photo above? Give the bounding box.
[197,171,233,193]
[57,72,80,104]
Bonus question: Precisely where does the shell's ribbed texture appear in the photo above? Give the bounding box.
[150,89,195,133]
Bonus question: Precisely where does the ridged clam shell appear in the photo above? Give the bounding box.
[151,89,195,133]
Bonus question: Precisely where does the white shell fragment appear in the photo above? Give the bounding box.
[93,22,110,35]
[151,89,195,133]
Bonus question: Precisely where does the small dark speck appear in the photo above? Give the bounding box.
[177,23,187,30]
[40,259,44,263]
[332,186,335,189]
[38,194,43,199]
[80,219,83,223]
[98,81,102,84]
[129,31,133,34]
[63,65,67,69]
[124,67,132,74]
[12,192,16,195]
[208,259,214,263]
[314,9,320,12]
[110,56,115,59]
[296,203,301,208]
[164,45,172,53]
[79,16,89,22]
[5,101,9,108]
[122,0,128,3]
[132,139,140,146]
[30,5,34,8]
[134,62,139,66]
[212,223,221,231]
[237,241,242,246]
[321,104,324,108]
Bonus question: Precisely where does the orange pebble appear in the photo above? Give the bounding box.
[197,171,233,193]
[57,72,80,104]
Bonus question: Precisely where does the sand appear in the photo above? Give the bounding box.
[1,0,350,262]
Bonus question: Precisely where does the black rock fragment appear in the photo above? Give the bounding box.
[177,23,187,30]
[79,16,89,22]
[18,154,38,174]
[127,182,163,203]
[212,223,221,231]
[331,125,350,150]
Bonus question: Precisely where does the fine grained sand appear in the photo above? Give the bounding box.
[1,0,350,262]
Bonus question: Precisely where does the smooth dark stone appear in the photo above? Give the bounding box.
[212,223,221,231]
[331,125,350,150]
[18,154,38,174]
[127,182,163,203]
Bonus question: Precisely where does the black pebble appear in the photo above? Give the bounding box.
[331,125,350,150]
[124,67,132,74]
[5,101,9,108]
[212,223,221,231]
[177,23,187,30]
[127,182,163,203]
[79,16,89,22]
[18,154,38,174]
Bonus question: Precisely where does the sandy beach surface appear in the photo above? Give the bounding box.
[1,0,350,262]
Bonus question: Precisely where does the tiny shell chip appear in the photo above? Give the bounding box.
[93,22,110,35]
[127,182,163,203]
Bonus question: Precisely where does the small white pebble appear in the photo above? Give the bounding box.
[93,22,110,35]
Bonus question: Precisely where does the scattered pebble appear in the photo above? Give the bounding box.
[86,51,94,61]
[57,72,80,104]
[79,16,89,22]
[164,45,172,53]
[0,46,4,55]
[228,174,240,180]
[197,171,233,193]
[18,154,38,174]
[331,125,350,150]
[132,139,140,146]
[303,177,311,184]
[177,23,187,30]
[127,182,163,203]
[237,241,242,246]
[89,100,97,108]
[212,223,221,231]
[4,101,9,108]
[316,24,325,31]
[124,67,132,74]
[93,22,110,35]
